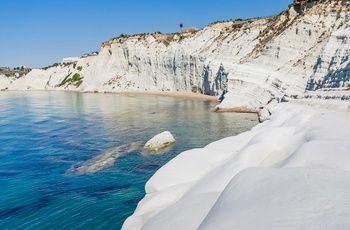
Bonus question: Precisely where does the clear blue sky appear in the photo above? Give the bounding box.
[0,0,292,68]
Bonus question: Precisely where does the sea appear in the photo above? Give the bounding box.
[0,91,258,229]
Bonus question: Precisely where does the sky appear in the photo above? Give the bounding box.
[0,0,292,69]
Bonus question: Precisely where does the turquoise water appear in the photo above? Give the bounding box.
[0,91,258,229]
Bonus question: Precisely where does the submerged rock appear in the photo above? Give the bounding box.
[71,141,143,175]
[144,131,175,152]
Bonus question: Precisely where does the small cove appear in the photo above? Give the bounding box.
[0,91,258,229]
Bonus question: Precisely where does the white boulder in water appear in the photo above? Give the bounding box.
[144,131,175,152]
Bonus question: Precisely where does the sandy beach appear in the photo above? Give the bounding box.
[214,107,258,113]
[123,91,260,113]
[123,91,220,102]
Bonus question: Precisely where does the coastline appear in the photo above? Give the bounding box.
[121,91,260,114]
[123,99,350,229]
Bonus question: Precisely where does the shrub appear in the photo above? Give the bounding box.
[71,73,81,81]
[57,73,83,87]
[42,62,60,70]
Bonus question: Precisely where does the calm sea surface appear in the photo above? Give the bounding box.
[0,91,258,229]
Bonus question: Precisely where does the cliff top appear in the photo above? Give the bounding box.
[0,66,31,78]
[100,0,350,49]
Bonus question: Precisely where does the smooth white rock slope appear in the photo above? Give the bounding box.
[123,99,350,229]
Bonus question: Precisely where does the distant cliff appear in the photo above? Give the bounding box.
[1,0,350,111]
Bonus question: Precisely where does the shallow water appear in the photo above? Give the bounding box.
[0,91,258,229]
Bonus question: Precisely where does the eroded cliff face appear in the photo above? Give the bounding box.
[3,0,350,110]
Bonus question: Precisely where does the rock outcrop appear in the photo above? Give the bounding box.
[1,0,350,112]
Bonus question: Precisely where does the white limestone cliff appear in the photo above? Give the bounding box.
[2,0,350,112]
[0,74,11,90]
[122,98,350,230]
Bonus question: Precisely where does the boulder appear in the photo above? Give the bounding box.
[144,131,175,152]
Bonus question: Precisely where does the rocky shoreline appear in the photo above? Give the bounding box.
[123,99,350,229]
